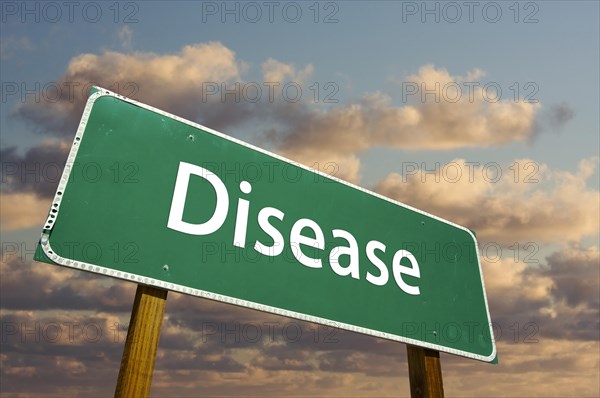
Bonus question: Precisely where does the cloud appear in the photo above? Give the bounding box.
[0,248,136,311]
[0,35,35,58]
[0,309,126,397]
[442,338,599,397]
[481,243,599,342]
[2,242,599,396]
[482,256,555,327]
[1,39,595,398]
[117,26,133,50]
[12,45,548,185]
[0,140,73,231]
[541,102,576,132]
[262,58,314,84]
[546,245,599,308]
[272,65,542,182]
[1,140,70,198]
[0,193,52,231]
[0,249,412,396]
[13,42,246,134]
[374,157,599,245]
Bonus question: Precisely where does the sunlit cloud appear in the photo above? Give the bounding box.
[374,157,599,245]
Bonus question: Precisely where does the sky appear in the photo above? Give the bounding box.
[1,0,599,397]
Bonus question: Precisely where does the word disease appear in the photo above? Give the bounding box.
[167,162,421,296]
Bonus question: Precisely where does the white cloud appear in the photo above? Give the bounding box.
[262,58,314,83]
[374,158,600,245]
[0,193,51,231]
[14,42,245,133]
[117,26,133,50]
[273,65,542,182]
[13,45,548,187]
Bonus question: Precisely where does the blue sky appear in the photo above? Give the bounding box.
[3,2,599,172]
[1,1,599,397]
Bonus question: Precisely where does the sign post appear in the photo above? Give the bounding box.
[34,87,496,397]
[407,345,444,398]
[114,285,168,398]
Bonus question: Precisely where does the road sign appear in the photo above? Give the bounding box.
[35,87,496,362]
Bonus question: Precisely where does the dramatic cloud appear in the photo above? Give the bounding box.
[13,42,247,134]
[546,245,599,309]
[3,42,595,397]
[0,309,126,397]
[277,65,541,152]
[374,157,600,245]
[442,244,600,396]
[1,140,70,198]
[274,65,542,182]
[442,338,599,397]
[0,139,72,231]
[262,58,314,84]
[0,193,51,231]
[1,241,599,397]
[11,44,559,185]
[483,257,554,319]
[0,248,412,396]
[482,243,599,343]
[0,248,135,311]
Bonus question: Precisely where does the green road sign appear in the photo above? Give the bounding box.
[35,87,496,362]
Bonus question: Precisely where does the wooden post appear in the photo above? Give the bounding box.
[114,284,168,398]
[407,345,444,398]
